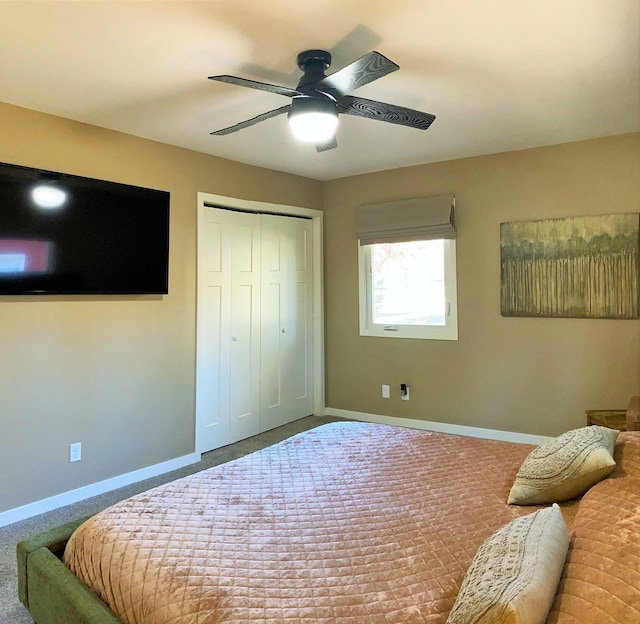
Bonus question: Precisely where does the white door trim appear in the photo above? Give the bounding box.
[196,193,325,452]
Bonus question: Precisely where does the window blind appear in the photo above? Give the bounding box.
[355,194,455,245]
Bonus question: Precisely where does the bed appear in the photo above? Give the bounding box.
[17,420,640,624]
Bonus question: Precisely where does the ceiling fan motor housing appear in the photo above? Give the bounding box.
[296,49,332,90]
[297,49,332,71]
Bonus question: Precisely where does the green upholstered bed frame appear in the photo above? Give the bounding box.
[17,516,122,624]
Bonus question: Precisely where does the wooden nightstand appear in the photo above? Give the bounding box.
[586,409,628,431]
[586,396,640,432]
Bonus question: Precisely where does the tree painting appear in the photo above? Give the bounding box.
[500,213,639,318]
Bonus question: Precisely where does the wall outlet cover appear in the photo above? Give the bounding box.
[69,442,82,463]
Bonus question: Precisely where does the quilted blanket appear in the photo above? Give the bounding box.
[64,422,577,624]
[547,431,640,623]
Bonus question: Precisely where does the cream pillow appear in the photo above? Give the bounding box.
[508,425,618,505]
[447,504,569,624]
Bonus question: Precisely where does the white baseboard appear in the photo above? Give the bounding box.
[0,452,201,529]
[324,407,553,446]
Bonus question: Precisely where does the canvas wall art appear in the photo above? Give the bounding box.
[500,213,640,319]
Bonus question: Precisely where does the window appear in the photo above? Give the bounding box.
[355,193,458,340]
[358,238,458,340]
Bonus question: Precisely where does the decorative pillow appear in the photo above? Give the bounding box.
[446,504,569,624]
[507,425,618,505]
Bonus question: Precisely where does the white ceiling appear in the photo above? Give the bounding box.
[0,1,638,181]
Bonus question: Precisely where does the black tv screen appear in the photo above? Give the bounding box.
[0,162,169,295]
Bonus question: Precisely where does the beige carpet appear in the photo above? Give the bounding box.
[0,415,344,624]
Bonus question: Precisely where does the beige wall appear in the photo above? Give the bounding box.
[323,133,640,436]
[1,100,638,516]
[0,102,322,513]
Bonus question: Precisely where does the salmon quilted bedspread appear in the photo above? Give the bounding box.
[63,422,637,624]
[547,431,640,623]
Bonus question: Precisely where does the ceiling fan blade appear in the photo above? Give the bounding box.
[316,51,399,97]
[315,136,337,152]
[208,75,302,98]
[338,96,436,130]
[210,105,291,136]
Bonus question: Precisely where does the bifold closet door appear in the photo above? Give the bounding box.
[260,214,313,431]
[197,207,314,453]
[197,208,261,451]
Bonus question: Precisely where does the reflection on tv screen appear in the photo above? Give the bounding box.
[0,239,52,275]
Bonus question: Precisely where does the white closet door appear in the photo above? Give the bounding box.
[196,208,261,451]
[228,213,262,444]
[260,214,313,431]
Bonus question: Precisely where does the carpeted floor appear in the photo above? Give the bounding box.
[0,415,344,624]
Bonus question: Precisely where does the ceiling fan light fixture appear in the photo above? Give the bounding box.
[289,112,338,143]
[288,97,338,143]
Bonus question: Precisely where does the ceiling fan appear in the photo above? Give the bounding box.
[208,50,436,152]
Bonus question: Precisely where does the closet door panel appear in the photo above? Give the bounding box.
[289,222,313,407]
[261,280,282,410]
[196,216,231,451]
[196,283,229,451]
[260,215,313,431]
[260,221,285,427]
[290,280,309,400]
[228,217,261,444]
[197,208,261,451]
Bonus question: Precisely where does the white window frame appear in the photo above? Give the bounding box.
[358,238,458,340]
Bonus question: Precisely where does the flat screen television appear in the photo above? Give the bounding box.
[0,162,170,295]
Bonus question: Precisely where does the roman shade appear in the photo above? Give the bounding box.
[355,194,455,245]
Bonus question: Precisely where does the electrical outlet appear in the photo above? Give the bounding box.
[69,442,82,463]
[381,384,390,398]
[401,384,410,401]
